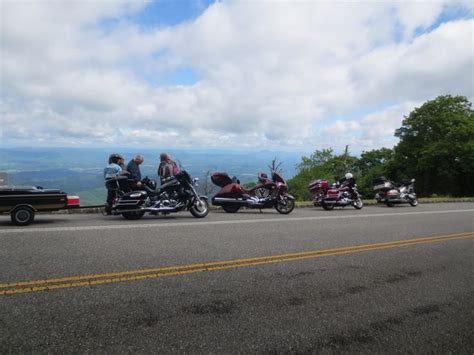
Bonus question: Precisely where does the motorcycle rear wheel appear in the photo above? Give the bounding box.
[222,205,240,213]
[275,197,295,214]
[321,201,335,210]
[122,211,145,220]
[190,199,209,218]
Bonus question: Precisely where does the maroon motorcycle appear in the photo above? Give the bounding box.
[211,170,295,214]
[308,177,363,210]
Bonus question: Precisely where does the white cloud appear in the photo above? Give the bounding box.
[321,101,422,151]
[0,0,472,152]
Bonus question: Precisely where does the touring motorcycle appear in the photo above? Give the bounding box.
[105,170,209,220]
[373,177,418,207]
[211,170,295,214]
[308,178,363,210]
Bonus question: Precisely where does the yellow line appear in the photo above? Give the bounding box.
[1,231,473,295]
[2,231,472,289]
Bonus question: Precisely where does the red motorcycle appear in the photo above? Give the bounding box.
[308,177,363,210]
[211,170,295,214]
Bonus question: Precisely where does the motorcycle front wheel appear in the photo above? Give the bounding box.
[353,198,363,209]
[275,197,295,214]
[190,198,209,218]
[409,198,418,207]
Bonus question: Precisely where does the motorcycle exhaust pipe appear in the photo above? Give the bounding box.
[111,207,146,214]
[145,207,178,212]
[212,197,248,205]
[213,196,266,207]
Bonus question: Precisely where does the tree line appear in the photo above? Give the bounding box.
[287,95,474,200]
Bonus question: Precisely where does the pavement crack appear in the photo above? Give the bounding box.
[181,299,237,316]
[411,303,444,316]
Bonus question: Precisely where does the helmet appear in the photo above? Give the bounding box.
[345,173,353,179]
[108,154,123,164]
[258,172,268,183]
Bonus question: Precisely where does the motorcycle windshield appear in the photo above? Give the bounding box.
[211,172,233,187]
[272,171,285,184]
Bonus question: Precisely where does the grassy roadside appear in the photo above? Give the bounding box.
[296,197,474,208]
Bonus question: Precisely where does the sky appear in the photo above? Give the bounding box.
[1,0,473,154]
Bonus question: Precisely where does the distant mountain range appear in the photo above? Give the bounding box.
[0,147,304,205]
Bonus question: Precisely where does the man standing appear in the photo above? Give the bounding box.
[104,154,123,214]
[127,155,144,183]
[157,153,179,184]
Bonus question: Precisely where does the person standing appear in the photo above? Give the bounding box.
[104,154,123,179]
[157,153,180,184]
[126,155,144,183]
[104,154,123,214]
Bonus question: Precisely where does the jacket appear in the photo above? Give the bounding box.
[126,159,142,181]
[104,163,122,179]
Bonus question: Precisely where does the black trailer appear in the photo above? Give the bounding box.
[0,186,80,226]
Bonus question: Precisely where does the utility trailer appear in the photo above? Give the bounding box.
[0,186,80,226]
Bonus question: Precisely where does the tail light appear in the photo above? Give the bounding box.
[67,195,80,206]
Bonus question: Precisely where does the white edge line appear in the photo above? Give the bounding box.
[0,209,473,234]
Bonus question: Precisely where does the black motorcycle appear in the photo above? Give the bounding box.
[105,170,209,220]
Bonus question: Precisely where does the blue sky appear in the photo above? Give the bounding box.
[130,0,214,28]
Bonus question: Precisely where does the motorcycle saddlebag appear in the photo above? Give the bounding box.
[326,188,339,199]
[105,176,135,191]
[211,172,233,187]
[115,191,147,210]
[308,179,328,192]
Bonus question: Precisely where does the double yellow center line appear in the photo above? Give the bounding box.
[1,231,473,296]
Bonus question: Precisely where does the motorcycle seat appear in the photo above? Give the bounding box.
[160,178,180,190]
[143,185,162,196]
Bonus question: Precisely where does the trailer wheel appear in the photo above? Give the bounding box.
[11,206,35,226]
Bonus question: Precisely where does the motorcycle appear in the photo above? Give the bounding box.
[309,179,363,210]
[373,177,418,207]
[105,170,209,220]
[308,179,330,206]
[211,170,295,214]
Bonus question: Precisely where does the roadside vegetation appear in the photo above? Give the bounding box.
[288,95,474,200]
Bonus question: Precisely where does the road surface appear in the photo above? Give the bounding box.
[1,203,473,353]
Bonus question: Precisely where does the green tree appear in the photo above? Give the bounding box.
[356,148,393,197]
[388,95,474,196]
[288,147,359,200]
[298,148,334,172]
[357,148,393,174]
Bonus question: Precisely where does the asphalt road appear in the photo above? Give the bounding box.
[1,203,473,353]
